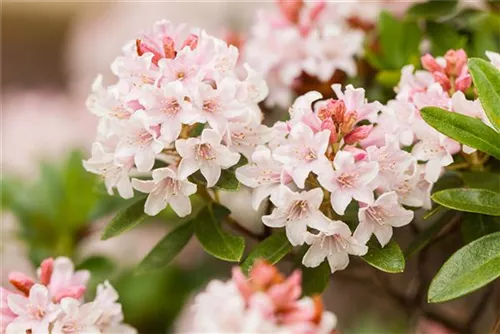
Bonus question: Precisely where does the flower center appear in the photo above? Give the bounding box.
[203,99,219,114]
[195,143,216,161]
[366,206,391,226]
[160,98,180,116]
[287,200,309,221]
[337,172,357,188]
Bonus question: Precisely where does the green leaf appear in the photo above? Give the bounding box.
[241,231,292,274]
[101,197,147,240]
[405,211,453,259]
[137,220,195,273]
[189,169,240,191]
[432,188,500,216]
[427,22,467,56]
[76,256,115,277]
[194,203,245,262]
[468,58,500,131]
[461,171,500,192]
[302,261,330,296]
[362,238,405,273]
[407,0,458,19]
[375,70,401,88]
[420,107,500,160]
[428,232,500,303]
[461,213,500,243]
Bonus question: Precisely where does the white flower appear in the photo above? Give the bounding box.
[302,221,368,273]
[224,122,273,160]
[273,124,331,188]
[132,167,197,216]
[52,298,101,334]
[486,50,500,69]
[262,187,331,246]
[176,129,241,187]
[317,151,379,215]
[393,164,433,210]
[6,284,61,334]
[83,142,134,199]
[331,84,382,123]
[236,146,292,210]
[48,257,90,302]
[354,191,414,247]
[93,281,136,334]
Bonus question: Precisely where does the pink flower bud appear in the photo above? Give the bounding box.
[341,110,357,134]
[309,0,326,22]
[267,270,302,308]
[332,100,347,124]
[181,34,199,51]
[343,146,368,161]
[162,36,177,59]
[39,257,54,286]
[8,272,35,296]
[231,267,252,301]
[444,49,468,76]
[249,260,281,289]
[344,125,373,144]
[321,118,337,143]
[53,285,86,303]
[421,54,443,73]
[277,0,303,24]
[317,99,335,120]
[432,72,451,91]
[136,39,163,65]
[455,73,472,92]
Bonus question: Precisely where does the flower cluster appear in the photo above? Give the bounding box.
[237,84,416,273]
[364,49,497,183]
[191,260,336,333]
[84,20,269,216]
[1,257,134,334]
[243,0,364,108]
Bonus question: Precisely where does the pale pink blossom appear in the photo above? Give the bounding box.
[317,151,379,215]
[354,191,414,246]
[6,284,60,334]
[236,146,292,210]
[132,167,197,216]
[94,281,135,334]
[273,124,331,188]
[176,129,241,187]
[332,84,382,123]
[303,221,368,273]
[393,164,433,209]
[52,299,101,334]
[224,122,273,159]
[47,258,90,303]
[1,288,16,333]
[396,65,435,103]
[262,187,331,246]
[486,51,500,69]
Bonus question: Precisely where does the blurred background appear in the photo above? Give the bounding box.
[1,1,499,333]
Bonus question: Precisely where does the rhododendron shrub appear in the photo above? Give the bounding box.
[1,257,135,334]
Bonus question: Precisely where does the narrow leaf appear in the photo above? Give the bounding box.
[468,58,500,131]
[432,188,500,216]
[461,213,500,244]
[241,231,292,274]
[101,197,147,240]
[137,220,195,273]
[194,203,245,262]
[420,107,500,160]
[362,238,405,273]
[428,232,500,303]
[302,261,330,296]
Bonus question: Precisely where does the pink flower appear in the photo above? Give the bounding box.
[132,167,197,216]
[273,124,331,188]
[302,221,368,273]
[354,191,414,246]
[52,298,102,334]
[317,151,379,215]
[236,146,292,210]
[6,284,61,334]
[93,281,134,333]
[262,187,331,246]
[176,129,241,187]
[224,122,273,160]
[1,288,16,333]
[47,258,90,303]
[332,84,382,123]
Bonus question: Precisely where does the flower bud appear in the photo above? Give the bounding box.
[321,118,337,143]
[432,72,451,91]
[277,0,303,24]
[317,99,334,120]
[39,257,54,286]
[181,34,199,51]
[343,146,368,161]
[444,49,467,76]
[340,110,357,134]
[344,125,372,144]
[455,74,472,92]
[8,272,35,296]
[162,36,177,59]
[53,285,86,303]
[331,100,347,124]
[136,39,162,65]
[421,54,443,73]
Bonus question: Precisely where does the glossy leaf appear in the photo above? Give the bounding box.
[407,0,458,19]
[420,107,500,160]
[241,231,292,274]
[362,238,405,273]
[101,197,147,240]
[432,188,500,216]
[469,58,500,131]
[137,220,195,273]
[461,213,500,243]
[302,261,330,296]
[428,232,500,303]
[194,203,245,262]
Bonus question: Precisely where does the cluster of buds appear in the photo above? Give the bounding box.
[1,257,134,334]
[364,49,497,183]
[191,261,336,333]
[243,0,364,108]
[236,84,417,273]
[84,20,269,217]
[421,49,472,94]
